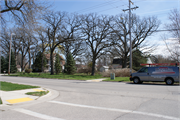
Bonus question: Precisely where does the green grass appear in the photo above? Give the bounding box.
[0,81,39,91]
[8,72,131,82]
[9,72,105,80]
[104,77,130,82]
[0,97,2,104]
[26,91,49,96]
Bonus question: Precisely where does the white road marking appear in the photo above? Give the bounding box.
[13,108,64,120]
[49,101,179,120]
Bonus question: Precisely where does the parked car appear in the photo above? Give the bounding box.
[130,66,179,85]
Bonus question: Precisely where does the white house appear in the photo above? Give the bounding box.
[99,66,109,72]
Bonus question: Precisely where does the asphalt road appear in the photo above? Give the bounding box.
[0,76,180,120]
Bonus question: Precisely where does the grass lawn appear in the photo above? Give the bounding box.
[0,97,2,104]
[103,77,130,82]
[26,91,49,96]
[0,81,39,91]
[9,72,106,80]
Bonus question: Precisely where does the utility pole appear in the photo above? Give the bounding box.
[8,33,15,75]
[122,0,138,74]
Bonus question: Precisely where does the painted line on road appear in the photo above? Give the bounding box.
[49,101,179,120]
[13,108,64,120]
[6,97,33,104]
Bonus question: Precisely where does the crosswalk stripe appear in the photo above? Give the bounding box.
[13,108,64,120]
[49,101,179,120]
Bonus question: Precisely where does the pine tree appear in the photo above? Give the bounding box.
[4,50,17,73]
[10,50,17,73]
[132,49,147,71]
[1,56,7,73]
[33,51,47,72]
[66,52,76,75]
[55,54,61,74]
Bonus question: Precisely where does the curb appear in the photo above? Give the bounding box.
[0,88,59,108]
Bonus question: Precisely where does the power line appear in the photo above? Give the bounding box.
[105,0,124,10]
[76,1,119,13]
[152,29,180,32]
[122,0,139,74]
[96,5,126,13]
[76,0,125,14]
[125,29,180,33]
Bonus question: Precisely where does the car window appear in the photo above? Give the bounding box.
[138,67,148,73]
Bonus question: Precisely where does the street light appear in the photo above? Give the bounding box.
[8,33,16,75]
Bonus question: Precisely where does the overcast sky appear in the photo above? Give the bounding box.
[49,0,179,57]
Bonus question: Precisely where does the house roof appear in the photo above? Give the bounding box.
[102,66,109,69]
[112,58,122,65]
[16,65,21,68]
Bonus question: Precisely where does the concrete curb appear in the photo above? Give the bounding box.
[0,88,59,109]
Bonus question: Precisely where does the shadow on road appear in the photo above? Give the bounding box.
[126,82,179,86]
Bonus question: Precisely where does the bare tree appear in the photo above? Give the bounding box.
[43,12,84,74]
[81,13,113,75]
[110,14,160,68]
[153,55,176,63]
[63,13,84,59]
[162,35,180,62]
[35,26,49,72]
[163,9,180,62]
[1,27,11,56]
[43,11,67,75]
[0,26,21,65]
[165,9,180,43]
[18,28,30,71]
[0,0,49,24]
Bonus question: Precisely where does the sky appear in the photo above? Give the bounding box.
[2,0,179,57]
[49,0,180,57]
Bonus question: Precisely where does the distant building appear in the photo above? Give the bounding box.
[75,64,87,70]
[145,57,154,67]
[112,58,122,69]
[99,66,109,72]
[44,54,65,72]
[16,65,21,72]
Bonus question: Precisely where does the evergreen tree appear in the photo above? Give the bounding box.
[1,56,7,73]
[55,54,61,74]
[132,49,147,71]
[66,52,76,75]
[33,51,47,72]
[4,50,17,73]
[10,50,17,73]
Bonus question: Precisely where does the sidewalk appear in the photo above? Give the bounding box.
[86,78,106,82]
[0,88,48,105]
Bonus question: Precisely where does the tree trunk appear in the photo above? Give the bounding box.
[42,51,44,72]
[91,57,96,76]
[41,44,44,72]
[122,57,127,68]
[21,53,23,72]
[28,49,31,69]
[50,51,54,75]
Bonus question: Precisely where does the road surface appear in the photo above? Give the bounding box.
[0,76,180,120]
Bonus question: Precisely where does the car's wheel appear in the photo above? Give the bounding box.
[165,78,174,85]
[133,78,140,84]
